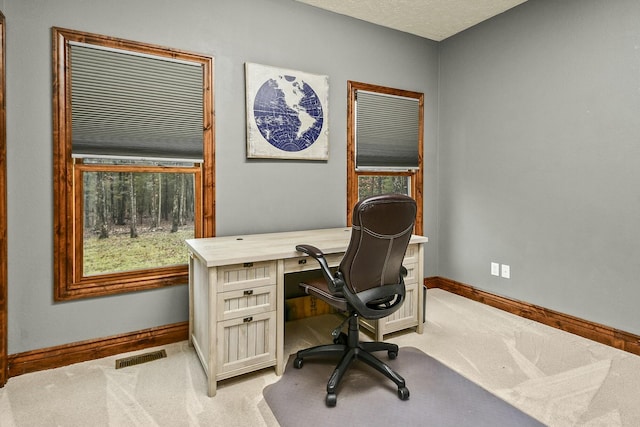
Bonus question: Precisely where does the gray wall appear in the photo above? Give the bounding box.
[438,0,640,334]
[4,0,439,353]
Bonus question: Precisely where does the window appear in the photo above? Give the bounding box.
[347,81,423,234]
[53,28,214,300]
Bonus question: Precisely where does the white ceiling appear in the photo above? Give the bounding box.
[294,0,528,41]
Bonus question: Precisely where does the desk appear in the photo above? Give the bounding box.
[186,227,428,396]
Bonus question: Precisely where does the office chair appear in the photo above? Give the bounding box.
[293,193,417,407]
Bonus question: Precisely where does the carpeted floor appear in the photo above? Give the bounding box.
[264,346,544,426]
[1,289,640,426]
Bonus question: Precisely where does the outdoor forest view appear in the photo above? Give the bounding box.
[82,171,195,276]
[358,175,409,199]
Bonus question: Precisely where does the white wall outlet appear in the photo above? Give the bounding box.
[491,262,500,276]
[501,264,511,279]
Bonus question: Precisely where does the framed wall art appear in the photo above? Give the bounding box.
[245,63,329,160]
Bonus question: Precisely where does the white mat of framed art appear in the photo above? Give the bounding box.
[245,63,328,160]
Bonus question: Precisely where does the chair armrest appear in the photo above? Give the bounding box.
[296,244,324,259]
[342,283,406,320]
[295,244,341,291]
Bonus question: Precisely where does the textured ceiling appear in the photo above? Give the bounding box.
[294,0,528,41]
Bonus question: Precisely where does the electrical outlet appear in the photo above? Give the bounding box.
[491,262,500,276]
[501,264,510,279]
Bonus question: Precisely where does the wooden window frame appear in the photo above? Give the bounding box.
[346,81,423,235]
[0,11,7,387]
[52,28,215,300]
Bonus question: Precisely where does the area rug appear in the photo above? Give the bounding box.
[263,347,544,426]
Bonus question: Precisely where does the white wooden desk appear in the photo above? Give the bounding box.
[186,227,428,396]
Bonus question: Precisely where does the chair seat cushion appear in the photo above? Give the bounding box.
[299,277,348,312]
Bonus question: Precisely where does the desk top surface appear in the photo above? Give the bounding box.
[186,227,428,267]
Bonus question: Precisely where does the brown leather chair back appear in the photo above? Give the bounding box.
[339,194,417,295]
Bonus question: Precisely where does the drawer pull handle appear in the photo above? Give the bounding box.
[244,290,254,296]
[298,259,307,265]
[243,262,253,268]
[243,316,253,323]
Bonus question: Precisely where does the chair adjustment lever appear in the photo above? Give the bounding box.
[331,315,350,338]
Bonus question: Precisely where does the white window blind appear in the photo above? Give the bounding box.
[70,43,204,162]
[355,90,420,170]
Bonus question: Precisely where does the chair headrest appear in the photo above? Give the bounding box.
[352,194,417,236]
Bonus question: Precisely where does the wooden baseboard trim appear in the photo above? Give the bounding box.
[8,321,188,378]
[8,278,640,378]
[425,276,640,357]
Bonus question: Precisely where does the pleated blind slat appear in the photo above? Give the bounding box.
[70,44,204,161]
[355,90,420,169]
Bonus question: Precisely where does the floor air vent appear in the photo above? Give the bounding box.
[115,349,167,369]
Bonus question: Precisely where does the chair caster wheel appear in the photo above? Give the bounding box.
[293,358,303,369]
[388,350,397,359]
[398,386,410,401]
[326,392,337,407]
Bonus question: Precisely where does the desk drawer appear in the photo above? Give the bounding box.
[217,285,277,321]
[285,253,343,273]
[217,311,277,377]
[385,281,419,328]
[217,261,277,293]
[403,262,418,285]
[403,244,420,265]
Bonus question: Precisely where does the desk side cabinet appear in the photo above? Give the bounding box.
[360,244,424,341]
[189,258,278,396]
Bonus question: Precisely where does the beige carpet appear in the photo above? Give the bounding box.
[1,289,640,426]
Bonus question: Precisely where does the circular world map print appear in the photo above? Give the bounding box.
[253,75,324,152]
